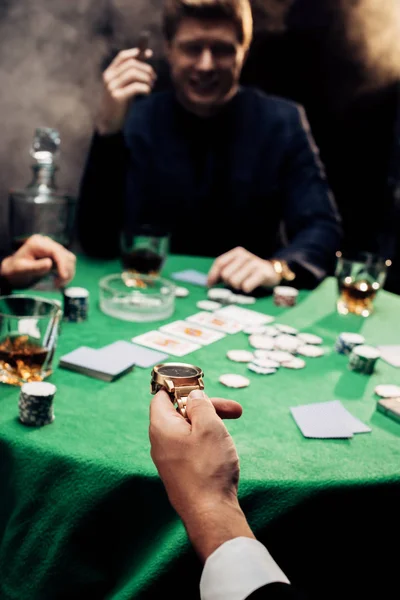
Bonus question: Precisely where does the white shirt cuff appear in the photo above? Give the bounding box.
[200,537,290,600]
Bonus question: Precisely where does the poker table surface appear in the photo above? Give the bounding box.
[1,254,400,600]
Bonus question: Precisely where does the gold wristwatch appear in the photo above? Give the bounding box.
[270,259,296,283]
[151,363,204,418]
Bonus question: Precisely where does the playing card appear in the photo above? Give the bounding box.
[186,311,243,334]
[160,320,225,345]
[171,269,208,286]
[377,345,400,368]
[132,331,200,356]
[290,400,371,439]
[290,401,353,439]
[99,341,168,368]
[215,304,274,326]
[59,346,135,382]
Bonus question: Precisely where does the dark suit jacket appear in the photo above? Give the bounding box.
[248,583,307,599]
[77,87,341,289]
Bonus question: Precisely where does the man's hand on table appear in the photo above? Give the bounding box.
[0,235,76,289]
[96,47,157,135]
[149,389,255,563]
[207,247,281,293]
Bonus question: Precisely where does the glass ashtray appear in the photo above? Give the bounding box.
[99,273,175,322]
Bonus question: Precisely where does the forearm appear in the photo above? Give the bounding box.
[274,217,342,288]
[0,259,12,294]
[182,499,256,564]
[76,132,127,258]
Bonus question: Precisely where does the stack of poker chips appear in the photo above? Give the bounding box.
[273,286,299,307]
[348,345,380,375]
[335,332,365,355]
[63,287,89,322]
[18,381,56,426]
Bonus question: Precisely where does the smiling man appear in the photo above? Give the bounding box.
[77,0,341,292]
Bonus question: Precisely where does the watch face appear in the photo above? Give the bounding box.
[157,364,199,378]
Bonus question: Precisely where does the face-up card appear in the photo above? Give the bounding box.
[132,331,200,356]
[377,346,400,368]
[215,305,274,326]
[160,320,225,345]
[59,346,135,382]
[171,269,208,286]
[186,311,243,334]
[99,341,168,368]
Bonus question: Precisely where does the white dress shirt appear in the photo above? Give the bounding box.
[200,537,290,600]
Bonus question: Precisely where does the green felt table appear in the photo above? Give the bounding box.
[1,255,400,600]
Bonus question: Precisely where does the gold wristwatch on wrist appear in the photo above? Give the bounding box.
[151,363,204,418]
[270,259,296,283]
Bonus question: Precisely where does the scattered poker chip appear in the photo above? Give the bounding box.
[273,286,299,307]
[254,349,275,360]
[297,333,323,345]
[196,299,222,311]
[274,334,300,353]
[233,294,256,305]
[63,287,89,322]
[174,286,189,298]
[247,363,277,375]
[262,326,279,337]
[265,350,294,363]
[335,332,365,355]
[243,324,268,335]
[19,381,56,427]
[297,344,325,357]
[208,288,235,303]
[248,334,274,350]
[374,384,400,398]
[281,357,306,370]
[219,374,250,388]
[227,349,255,363]
[275,324,298,336]
[348,345,380,375]
[252,357,280,369]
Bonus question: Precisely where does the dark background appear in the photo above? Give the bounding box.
[1,0,399,256]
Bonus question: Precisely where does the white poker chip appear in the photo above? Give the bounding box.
[208,288,234,302]
[252,357,280,369]
[254,349,275,360]
[196,300,222,311]
[281,357,306,370]
[352,345,380,360]
[64,286,89,298]
[275,324,298,335]
[297,333,323,345]
[274,334,300,353]
[274,286,299,298]
[21,381,57,397]
[374,384,400,398]
[339,333,366,345]
[265,350,295,363]
[243,324,267,335]
[248,334,274,350]
[297,344,325,358]
[227,350,254,363]
[233,294,256,305]
[247,363,277,375]
[219,374,250,388]
[262,326,279,337]
[174,286,189,298]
